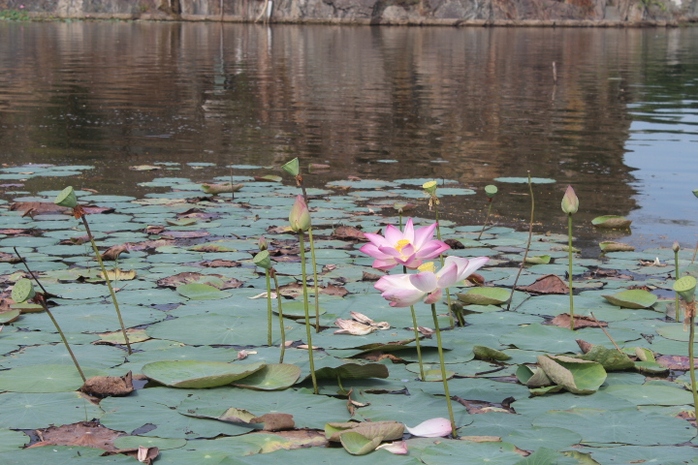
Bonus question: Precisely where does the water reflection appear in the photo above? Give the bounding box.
[0,22,696,252]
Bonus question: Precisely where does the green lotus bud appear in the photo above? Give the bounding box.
[253,250,272,270]
[673,275,697,303]
[692,189,698,198]
[484,185,498,198]
[11,278,36,303]
[561,185,579,215]
[55,186,78,209]
[282,158,300,177]
[289,195,310,232]
[422,180,438,195]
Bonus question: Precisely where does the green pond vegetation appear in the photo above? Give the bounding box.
[0,162,696,464]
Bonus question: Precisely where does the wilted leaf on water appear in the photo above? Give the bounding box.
[592,215,632,229]
[335,319,376,335]
[516,364,553,388]
[278,283,348,299]
[340,431,383,455]
[602,289,657,309]
[0,252,21,263]
[166,218,198,227]
[656,355,698,370]
[250,413,296,431]
[219,407,257,423]
[325,421,404,442]
[81,371,134,398]
[457,287,510,305]
[551,314,606,329]
[537,355,606,395]
[332,226,366,241]
[10,201,67,215]
[472,345,511,362]
[99,268,137,281]
[575,343,634,371]
[28,421,123,452]
[129,165,161,171]
[253,175,282,182]
[157,271,241,290]
[142,360,265,388]
[517,274,568,294]
[599,241,635,252]
[101,244,130,261]
[201,182,244,194]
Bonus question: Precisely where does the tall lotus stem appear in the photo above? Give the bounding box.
[430,303,456,438]
[674,242,681,322]
[271,269,286,363]
[298,232,318,394]
[55,187,131,355]
[477,185,498,240]
[423,181,455,328]
[404,265,425,381]
[507,173,534,311]
[673,276,698,421]
[561,185,579,331]
[253,249,274,346]
[283,158,321,333]
[289,194,318,393]
[12,255,86,382]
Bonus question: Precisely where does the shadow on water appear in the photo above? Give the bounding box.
[0,22,696,253]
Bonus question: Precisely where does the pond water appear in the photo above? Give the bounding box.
[0,22,697,254]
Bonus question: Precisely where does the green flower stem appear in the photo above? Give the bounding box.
[80,215,132,355]
[433,213,455,329]
[688,303,698,422]
[507,173,534,311]
[430,303,456,438]
[404,266,426,381]
[271,269,286,363]
[675,249,681,322]
[15,249,86,382]
[299,232,318,394]
[477,198,493,241]
[567,213,575,331]
[307,227,321,333]
[265,269,273,346]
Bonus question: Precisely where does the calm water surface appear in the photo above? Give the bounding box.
[0,22,696,253]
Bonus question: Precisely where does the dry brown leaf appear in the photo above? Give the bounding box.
[334,319,375,335]
[251,413,295,431]
[29,421,124,452]
[101,244,130,261]
[550,314,607,329]
[332,226,366,241]
[518,274,569,295]
[81,371,134,398]
[201,259,242,268]
[136,446,160,464]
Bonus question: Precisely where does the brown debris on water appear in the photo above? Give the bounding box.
[80,371,135,398]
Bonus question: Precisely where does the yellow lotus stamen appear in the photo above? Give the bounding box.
[395,239,411,253]
[418,262,436,273]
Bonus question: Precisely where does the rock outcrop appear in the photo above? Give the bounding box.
[1,0,695,24]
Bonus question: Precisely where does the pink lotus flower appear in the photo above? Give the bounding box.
[375,256,489,307]
[360,219,450,271]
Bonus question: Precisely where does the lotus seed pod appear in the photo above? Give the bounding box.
[282,158,300,177]
[55,186,78,209]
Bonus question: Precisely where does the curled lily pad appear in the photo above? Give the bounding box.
[602,289,657,309]
[537,355,606,395]
[325,421,404,442]
[473,345,511,362]
[591,215,632,229]
[599,241,635,252]
[457,287,510,306]
[339,431,383,455]
[525,255,551,265]
[142,360,265,388]
[232,364,302,391]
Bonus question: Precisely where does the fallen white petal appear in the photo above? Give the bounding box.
[376,440,408,455]
[405,418,452,438]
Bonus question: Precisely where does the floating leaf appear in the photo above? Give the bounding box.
[457,287,510,306]
[576,344,634,371]
[176,283,231,300]
[313,363,389,381]
[325,421,404,442]
[525,255,551,264]
[142,360,265,388]
[493,177,556,184]
[517,274,568,295]
[599,241,635,252]
[0,309,20,324]
[232,364,302,391]
[339,431,383,455]
[537,355,606,395]
[253,175,282,182]
[592,215,632,229]
[602,289,657,309]
[201,183,244,194]
[473,345,511,362]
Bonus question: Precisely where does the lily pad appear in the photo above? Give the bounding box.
[591,215,632,229]
[602,289,657,309]
[232,364,302,391]
[176,283,231,300]
[457,287,510,306]
[142,360,265,388]
[493,177,556,184]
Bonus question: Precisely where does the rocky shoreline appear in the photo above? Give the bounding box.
[1,0,697,25]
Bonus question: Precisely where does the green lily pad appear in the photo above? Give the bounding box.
[525,255,551,264]
[537,355,606,395]
[142,360,265,388]
[232,364,302,391]
[599,241,635,252]
[312,363,389,381]
[473,345,512,362]
[0,392,103,429]
[339,431,382,456]
[592,215,632,229]
[177,283,231,300]
[457,287,510,306]
[0,364,101,392]
[602,289,657,309]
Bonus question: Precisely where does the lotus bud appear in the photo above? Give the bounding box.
[253,250,272,270]
[422,180,438,196]
[11,278,36,303]
[55,186,78,209]
[692,189,698,198]
[561,185,579,215]
[289,195,310,232]
[258,236,268,251]
[282,158,300,177]
[673,275,696,303]
[672,241,680,253]
[485,185,498,198]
